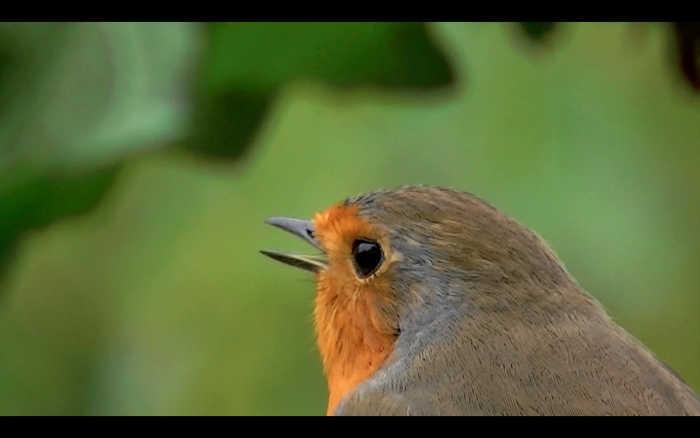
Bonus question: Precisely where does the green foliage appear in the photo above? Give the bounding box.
[0,23,197,280]
[189,22,454,159]
[203,22,452,92]
[519,22,558,41]
[671,22,700,90]
[0,167,118,278]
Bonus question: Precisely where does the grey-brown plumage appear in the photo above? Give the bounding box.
[264,186,700,416]
[339,187,700,415]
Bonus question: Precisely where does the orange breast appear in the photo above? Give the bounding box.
[314,281,395,415]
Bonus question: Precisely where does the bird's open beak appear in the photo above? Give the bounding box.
[260,217,328,273]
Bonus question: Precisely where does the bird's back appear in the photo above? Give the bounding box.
[336,302,700,416]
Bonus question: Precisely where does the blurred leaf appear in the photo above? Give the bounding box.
[186,22,455,160]
[0,167,119,280]
[0,23,200,175]
[670,22,700,91]
[204,22,453,93]
[0,23,200,279]
[519,22,558,41]
[190,90,270,160]
[0,240,16,283]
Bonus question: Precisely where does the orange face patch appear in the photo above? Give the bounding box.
[311,203,400,415]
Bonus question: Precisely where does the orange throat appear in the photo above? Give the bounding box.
[314,284,396,416]
[310,203,399,415]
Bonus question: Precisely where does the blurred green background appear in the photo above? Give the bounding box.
[0,22,699,415]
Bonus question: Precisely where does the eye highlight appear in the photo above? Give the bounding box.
[351,239,384,278]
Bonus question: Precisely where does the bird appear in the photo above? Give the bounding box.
[260,185,700,416]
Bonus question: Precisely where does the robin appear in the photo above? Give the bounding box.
[260,186,700,416]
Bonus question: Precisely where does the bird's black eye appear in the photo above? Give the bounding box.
[351,239,383,278]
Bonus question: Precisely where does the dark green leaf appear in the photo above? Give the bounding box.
[519,22,558,41]
[204,22,453,93]
[189,90,271,160]
[0,167,119,280]
[671,22,700,91]
[186,22,454,160]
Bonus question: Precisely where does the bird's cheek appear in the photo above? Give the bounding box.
[315,268,356,302]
